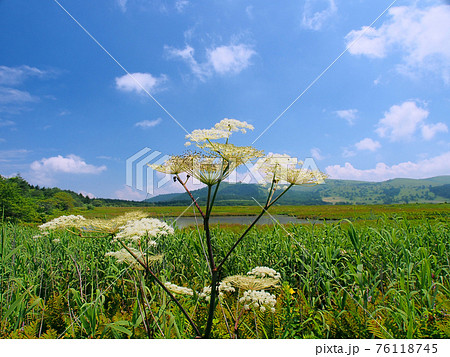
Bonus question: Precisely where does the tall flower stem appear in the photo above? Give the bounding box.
[176,175,205,219]
[217,183,294,271]
[117,238,202,337]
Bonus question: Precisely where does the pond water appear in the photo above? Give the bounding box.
[162,215,323,229]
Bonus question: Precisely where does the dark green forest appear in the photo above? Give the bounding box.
[0,175,151,222]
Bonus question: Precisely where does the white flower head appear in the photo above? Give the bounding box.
[164,282,194,296]
[247,266,281,280]
[39,215,86,231]
[185,118,254,147]
[239,290,277,312]
[214,118,254,133]
[114,218,173,242]
[105,248,162,271]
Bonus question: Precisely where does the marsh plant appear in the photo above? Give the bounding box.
[38,118,326,338]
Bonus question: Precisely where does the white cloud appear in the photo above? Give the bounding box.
[175,0,189,13]
[166,43,256,80]
[335,109,357,125]
[326,151,450,181]
[0,149,30,162]
[165,45,209,80]
[29,154,106,185]
[422,122,448,140]
[342,148,356,158]
[115,72,167,94]
[135,118,162,128]
[0,65,48,86]
[355,138,381,152]
[0,119,15,127]
[345,4,450,82]
[310,147,324,160]
[302,0,337,31]
[207,45,256,75]
[0,87,38,104]
[79,191,96,199]
[246,6,254,20]
[116,0,127,13]
[376,101,429,141]
[115,185,147,201]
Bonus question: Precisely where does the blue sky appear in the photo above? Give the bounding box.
[1,0,449,199]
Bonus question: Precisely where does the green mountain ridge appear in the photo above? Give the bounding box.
[146,176,450,206]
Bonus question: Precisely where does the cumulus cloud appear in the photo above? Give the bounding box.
[165,43,256,80]
[326,152,450,182]
[115,185,147,201]
[135,118,162,128]
[79,191,96,199]
[335,109,357,125]
[207,45,256,75]
[376,101,429,141]
[355,138,381,152]
[422,122,448,140]
[29,154,106,185]
[302,0,337,31]
[115,72,167,94]
[345,4,450,82]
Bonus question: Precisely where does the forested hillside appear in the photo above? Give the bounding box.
[0,175,151,222]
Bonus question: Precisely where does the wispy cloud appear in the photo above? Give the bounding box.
[0,119,15,127]
[115,72,167,94]
[326,151,450,181]
[302,0,337,31]
[345,4,450,83]
[175,0,189,13]
[0,65,50,86]
[135,118,162,128]
[310,147,324,160]
[116,0,128,13]
[165,43,256,80]
[0,87,38,104]
[0,149,30,163]
[335,109,357,125]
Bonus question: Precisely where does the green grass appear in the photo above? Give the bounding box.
[1,207,450,338]
[73,203,450,221]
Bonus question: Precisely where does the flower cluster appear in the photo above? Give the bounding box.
[39,215,86,231]
[199,142,263,165]
[214,118,254,133]
[148,153,195,175]
[239,290,276,313]
[114,218,174,242]
[185,118,254,147]
[198,280,236,302]
[255,153,327,186]
[222,275,280,291]
[164,282,194,296]
[247,266,281,280]
[106,247,148,270]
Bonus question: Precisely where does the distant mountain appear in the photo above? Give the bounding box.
[146,176,450,206]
